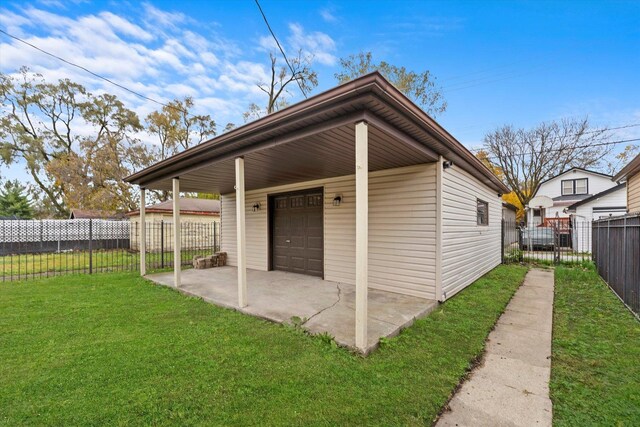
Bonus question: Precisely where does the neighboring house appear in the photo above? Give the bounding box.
[125,72,509,350]
[565,183,627,252]
[127,198,220,251]
[502,202,518,223]
[613,153,640,213]
[526,168,618,226]
[69,209,125,220]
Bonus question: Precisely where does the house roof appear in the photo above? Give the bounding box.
[613,153,640,182]
[126,198,220,216]
[70,209,125,220]
[552,194,591,201]
[125,72,508,194]
[502,202,518,212]
[566,183,626,211]
[535,167,613,192]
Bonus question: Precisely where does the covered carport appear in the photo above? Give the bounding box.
[125,72,504,352]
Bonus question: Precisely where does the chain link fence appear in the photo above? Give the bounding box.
[1,219,219,281]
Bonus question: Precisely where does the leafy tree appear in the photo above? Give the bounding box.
[0,180,34,219]
[335,51,447,116]
[607,144,639,175]
[482,117,614,210]
[146,97,216,160]
[145,97,217,201]
[245,50,318,121]
[0,68,149,216]
[476,150,526,221]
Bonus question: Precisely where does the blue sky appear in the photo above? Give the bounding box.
[1,0,639,183]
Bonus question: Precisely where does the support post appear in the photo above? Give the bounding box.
[235,157,248,308]
[435,155,444,301]
[173,178,181,287]
[355,121,368,351]
[140,188,146,276]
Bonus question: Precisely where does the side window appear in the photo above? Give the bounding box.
[562,180,574,195]
[575,178,588,194]
[477,199,489,226]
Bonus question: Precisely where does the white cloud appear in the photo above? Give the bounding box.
[99,12,154,42]
[287,23,336,66]
[0,4,338,146]
[320,8,337,23]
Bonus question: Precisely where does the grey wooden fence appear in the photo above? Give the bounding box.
[592,214,640,315]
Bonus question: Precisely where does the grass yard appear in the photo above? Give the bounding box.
[551,265,640,426]
[0,265,526,426]
[0,249,212,279]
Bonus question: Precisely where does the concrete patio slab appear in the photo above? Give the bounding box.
[146,266,438,353]
[437,268,554,427]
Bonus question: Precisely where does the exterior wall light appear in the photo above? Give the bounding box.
[252,202,261,212]
[333,195,342,206]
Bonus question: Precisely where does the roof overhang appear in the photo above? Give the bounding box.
[125,72,508,194]
[613,153,640,182]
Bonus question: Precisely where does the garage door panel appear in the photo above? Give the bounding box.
[271,188,324,278]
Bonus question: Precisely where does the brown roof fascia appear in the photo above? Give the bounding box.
[126,71,508,194]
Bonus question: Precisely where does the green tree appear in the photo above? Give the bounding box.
[145,97,217,201]
[145,97,216,160]
[335,51,447,116]
[0,180,34,219]
[0,68,149,216]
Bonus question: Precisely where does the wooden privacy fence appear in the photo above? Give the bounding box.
[592,214,640,315]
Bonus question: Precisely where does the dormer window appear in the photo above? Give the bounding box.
[561,178,588,195]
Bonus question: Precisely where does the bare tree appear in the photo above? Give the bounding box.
[483,117,614,209]
[245,50,318,122]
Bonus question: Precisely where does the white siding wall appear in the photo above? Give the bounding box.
[221,164,437,299]
[441,165,502,299]
[535,170,616,199]
[572,186,627,252]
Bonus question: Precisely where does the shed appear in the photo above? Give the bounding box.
[126,198,220,252]
[125,72,508,351]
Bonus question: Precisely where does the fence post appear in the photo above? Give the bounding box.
[606,220,611,281]
[161,220,165,269]
[88,219,93,274]
[501,219,505,263]
[622,217,627,303]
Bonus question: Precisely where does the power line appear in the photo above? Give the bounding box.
[478,137,640,162]
[467,123,640,153]
[0,28,191,115]
[254,0,308,99]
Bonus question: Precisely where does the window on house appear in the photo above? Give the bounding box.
[575,178,588,194]
[561,178,588,195]
[477,199,489,225]
[562,180,574,195]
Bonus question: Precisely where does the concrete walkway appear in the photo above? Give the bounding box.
[437,268,554,427]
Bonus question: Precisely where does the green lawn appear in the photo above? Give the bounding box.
[551,265,640,426]
[0,249,212,279]
[0,265,526,426]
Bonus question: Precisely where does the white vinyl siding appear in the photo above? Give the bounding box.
[628,173,640,213]
[221,164,437,299]
[441,165,502,299]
